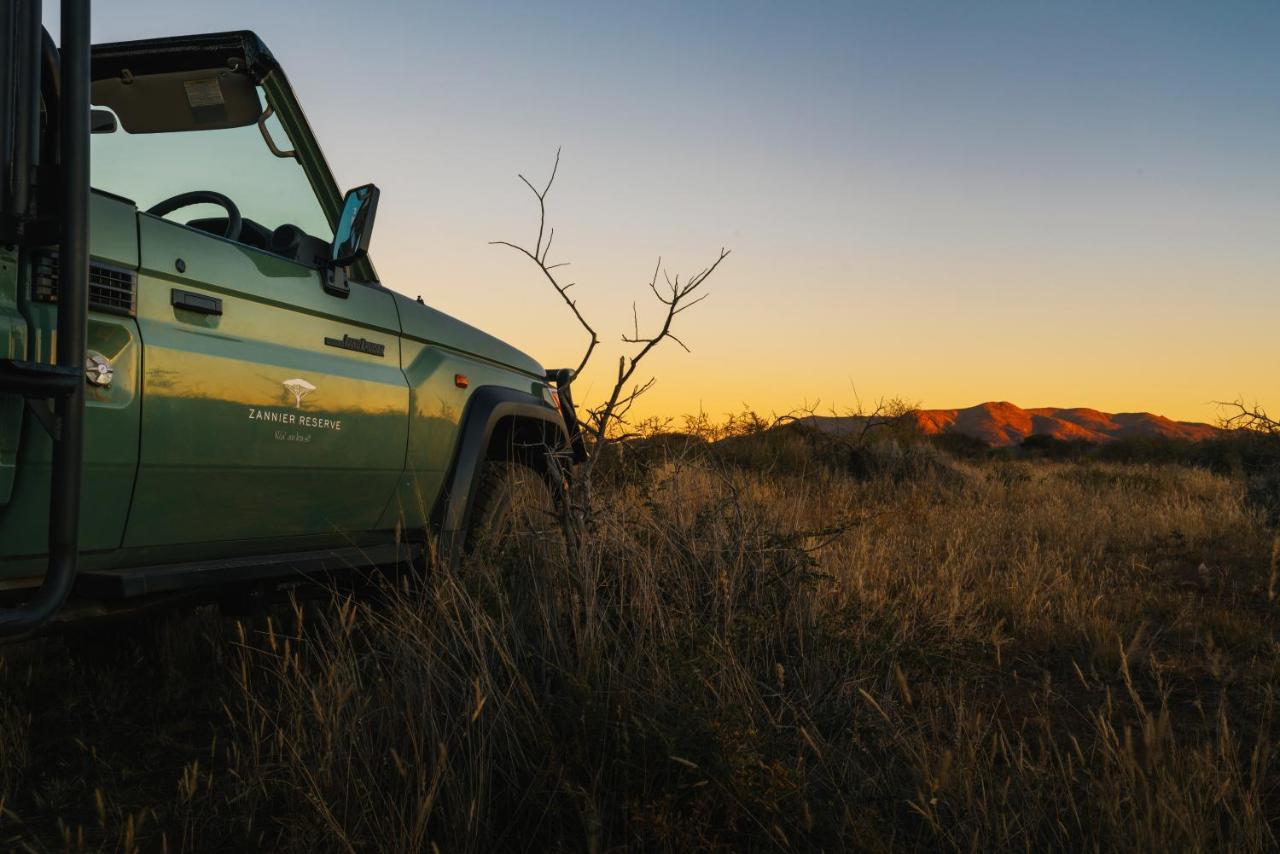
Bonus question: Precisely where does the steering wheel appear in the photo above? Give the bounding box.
[147,191,243,242]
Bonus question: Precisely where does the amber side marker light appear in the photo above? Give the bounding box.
[454,374,469,388]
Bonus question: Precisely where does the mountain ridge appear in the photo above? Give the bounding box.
[808,401,1222,447]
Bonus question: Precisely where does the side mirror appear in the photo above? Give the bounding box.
[330,184,380,268]
[323,184,380,297]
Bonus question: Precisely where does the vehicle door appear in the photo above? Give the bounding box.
[89,68,408,550]
[124,215,407,548]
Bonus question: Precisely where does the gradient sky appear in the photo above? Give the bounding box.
[53,1,1280,423]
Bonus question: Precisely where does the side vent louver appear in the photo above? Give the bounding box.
[33,252,137,317]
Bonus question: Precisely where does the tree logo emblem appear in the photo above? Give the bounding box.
[282,378,317,409]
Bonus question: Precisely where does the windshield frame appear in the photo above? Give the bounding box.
[257,70,379,285]
[88,32,380,286]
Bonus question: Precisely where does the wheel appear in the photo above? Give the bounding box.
[466,459,562,562]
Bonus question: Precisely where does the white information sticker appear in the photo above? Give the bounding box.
[183,77,225,108]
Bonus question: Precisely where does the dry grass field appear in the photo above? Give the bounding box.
[1,429,1278,851]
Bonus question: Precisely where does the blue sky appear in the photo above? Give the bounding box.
[55,1,1280,420]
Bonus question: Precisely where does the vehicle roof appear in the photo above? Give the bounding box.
[91,30,279,82]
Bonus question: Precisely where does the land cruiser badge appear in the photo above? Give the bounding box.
[324,334,385,357]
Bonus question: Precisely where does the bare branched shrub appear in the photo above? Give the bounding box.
[679,396,972,487]
[1219,399,1280,435]
[1215,400,1280,525]
[491,149,729,514]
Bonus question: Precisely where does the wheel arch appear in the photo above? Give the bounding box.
[433,385,567,565]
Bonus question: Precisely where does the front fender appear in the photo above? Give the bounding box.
[434,385,566,564]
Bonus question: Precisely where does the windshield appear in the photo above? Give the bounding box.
[90,89,332,243]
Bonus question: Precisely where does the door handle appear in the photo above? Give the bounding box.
[171,289,222,316]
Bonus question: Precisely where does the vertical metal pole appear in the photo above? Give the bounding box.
[48,0,89,604]
[0,0,89,636]
[0,2,15,218]
[9,0,41,223]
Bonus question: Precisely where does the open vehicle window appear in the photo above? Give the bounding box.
[90,88,333,259]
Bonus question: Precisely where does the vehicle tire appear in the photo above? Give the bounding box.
[465,458,562,563]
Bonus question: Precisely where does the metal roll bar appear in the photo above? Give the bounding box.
[0,0,90,636]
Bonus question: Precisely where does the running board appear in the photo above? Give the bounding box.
[73,543,422,599]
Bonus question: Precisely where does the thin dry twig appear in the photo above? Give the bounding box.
[494,150,730,487]
[491,148,599,379]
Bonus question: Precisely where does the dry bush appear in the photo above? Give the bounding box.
[1215,401,1280,525]
[218,454,1279,852]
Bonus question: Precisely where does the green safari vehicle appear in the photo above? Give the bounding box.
[0,2,585,637]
